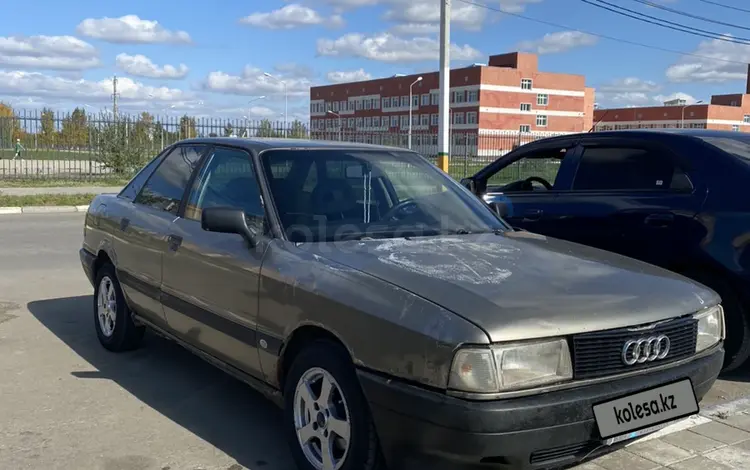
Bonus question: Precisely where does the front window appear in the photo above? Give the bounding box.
[261,149,506,242]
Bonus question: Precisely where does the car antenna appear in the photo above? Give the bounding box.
[588,109,610,133]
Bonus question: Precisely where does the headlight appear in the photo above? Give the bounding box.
[695,305,724,353]
[448,339,573,393]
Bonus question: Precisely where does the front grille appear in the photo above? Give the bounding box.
[529,441,598,465]
[572,316,697,380]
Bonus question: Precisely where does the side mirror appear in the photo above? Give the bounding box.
[460,177,476,193]
[201,206,259,246]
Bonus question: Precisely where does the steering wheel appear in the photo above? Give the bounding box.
[380,199,419,222]
[524,176,553,190]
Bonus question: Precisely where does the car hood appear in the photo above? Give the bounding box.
[309,231,719,342]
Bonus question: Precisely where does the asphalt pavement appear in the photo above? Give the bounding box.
[1,213,750,470]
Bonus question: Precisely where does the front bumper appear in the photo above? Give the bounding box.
[79,247,97,287]
[358,345,724,470]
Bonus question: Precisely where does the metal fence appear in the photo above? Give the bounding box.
[0,108,565,182]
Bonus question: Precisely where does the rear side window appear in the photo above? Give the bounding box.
[135,145,206,214]
[573,146,689,191]
[119,153,165,202]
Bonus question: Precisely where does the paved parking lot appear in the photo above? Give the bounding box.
[1,212,750,470]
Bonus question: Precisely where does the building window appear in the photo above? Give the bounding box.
[431,91,439,105]
[401,96,409,107]
[520,125,531,133]
[731,100,739,106]
[356,117,363,127]
[521,79,533,90]
[467,90,478,102]
[373,116,380,127]
[364,117,372,127]
[421,114,430,126]
[356,100,362,111]
[744,115,750,123]
[520,103,531,112]
[536,115,548,127]
[400,115,409,127]
[364,100,371,110]
[422,94,430,106]
[412,114,419,126]
[391,115,398,127]
[412,95,419,107]
[382,98,389,109]
[373,98,380,109]
[733,124,740,132]
[454,91,465,103]
[431,113,439,126]
[332,101,339,112]
[466,112,478,124]
[453,112,465,124]
[347,118,355,128]
[537,94,549,106]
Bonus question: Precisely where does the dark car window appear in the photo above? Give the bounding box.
[698,136,750,163]
[184,147,264,225]
[487,148,569,191]
[261,149,507,242]
[573,146,686,191]
[118,152,167,202]
[135,145,206,214]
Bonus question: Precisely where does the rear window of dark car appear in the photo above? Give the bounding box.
[698,136,750,163]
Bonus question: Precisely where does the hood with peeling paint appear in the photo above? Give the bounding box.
[308,231,719,342]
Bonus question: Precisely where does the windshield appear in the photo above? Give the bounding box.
[261,149,507,242]
[698,135,750,163]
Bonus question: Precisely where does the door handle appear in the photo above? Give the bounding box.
[167,234,183,251]
[119,218,130,231]
[523,209,543,221]
[644,213,674,227]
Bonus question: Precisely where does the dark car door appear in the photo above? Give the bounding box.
[113,144,207,329]
[555,136,704,267]
[160,145,268,379]
[473,139,581,237]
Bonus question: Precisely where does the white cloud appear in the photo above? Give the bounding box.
[327,69,372,83]
[115,53,188,79]
[517,31,598,55]
[0,35,100,70]
[595,77,662,107]
[598,77,661,93]
[317,32,482,62]
[389,23,440,36]
[0,70,188,103]
[204,65,312,96]
[76,15,191,44]
[274,62,316,79]
[383,1,485,32]
[666,36,750,83]
[498,0,544,13]
[240,4,343,29]
[653,92,699,105]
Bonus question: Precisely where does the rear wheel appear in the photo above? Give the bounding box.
[93,264,145,352]
[283,340,384,470]
[683,269,750,372]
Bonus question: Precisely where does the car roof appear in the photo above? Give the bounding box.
[527,128,747,147]
[174,137,411,153]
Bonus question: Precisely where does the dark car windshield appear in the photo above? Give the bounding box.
[261,149,507,242]
[698,135,750,163]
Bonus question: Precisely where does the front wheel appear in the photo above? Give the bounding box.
[93,264,145,352]
[283,340,384,470]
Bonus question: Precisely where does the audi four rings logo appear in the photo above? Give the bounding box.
[622,335,671,365]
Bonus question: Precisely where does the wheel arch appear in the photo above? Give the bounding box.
[277,324,354,390]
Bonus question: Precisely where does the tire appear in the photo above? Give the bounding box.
[683,269,750,372]
[93,263,145,352]
[283,340,384,470]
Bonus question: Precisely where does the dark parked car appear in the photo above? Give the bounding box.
[462,129,750,372]
[81,138,724,470]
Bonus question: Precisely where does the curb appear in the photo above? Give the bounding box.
[0,205,89,215]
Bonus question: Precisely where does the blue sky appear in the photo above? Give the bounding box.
[2,0,750,120]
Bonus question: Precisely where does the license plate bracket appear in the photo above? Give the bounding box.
[593,378,699,442]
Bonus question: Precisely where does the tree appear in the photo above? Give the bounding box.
[179,114,197,139]
[257,119,281,138]
[96,112,151,174]
[39,108,57,146]
[289,120,308,139]
[133,112,154,147]
[60,107,88,148]
[0,102,22,148]
[223,122,234,137]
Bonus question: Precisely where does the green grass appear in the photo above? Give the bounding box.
[0,177,130,188]
[0,148,99,161]
[0,193,97,207]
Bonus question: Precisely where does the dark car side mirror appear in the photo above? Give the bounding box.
[460,177,477,193]
[201,206,259,247]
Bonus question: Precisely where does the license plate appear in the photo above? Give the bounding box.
[593,379,698,441]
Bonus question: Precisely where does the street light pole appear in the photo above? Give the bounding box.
[327,110,342,141]
[438,0,451,172]
[681,100,704,129]
[408,76,423,149]
[263,72,287,137]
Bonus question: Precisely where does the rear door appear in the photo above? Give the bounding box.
[558,137,702,267]
[474,140,581,236]
[161,145,268,379]
[113,144,207,328]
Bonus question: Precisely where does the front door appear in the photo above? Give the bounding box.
[161,146,268,379]
[114,144,207,328]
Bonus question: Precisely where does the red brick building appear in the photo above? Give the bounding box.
[309,52,595,156]
[594,67,750,133]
